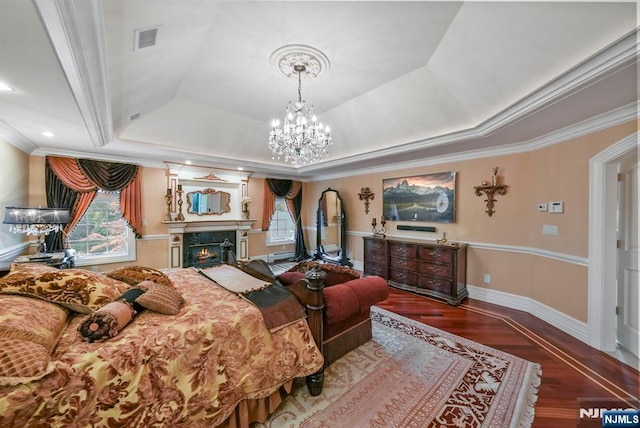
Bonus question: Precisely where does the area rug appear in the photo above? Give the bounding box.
[254,306,541,428]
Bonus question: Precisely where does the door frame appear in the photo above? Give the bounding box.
[588,131,639,351]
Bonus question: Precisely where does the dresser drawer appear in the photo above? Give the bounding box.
[417,275,452,295]
[389,268,417,285]
[364,262,387,278]
[365,250,387,265]
[418,246,453,264]
[390,243,416,259]
[418,261,453,279]
[365,238,387,255]
[390,256,417,272]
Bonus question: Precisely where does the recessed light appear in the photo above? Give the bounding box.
[237,167,244,171]
[185,160,192,165]
[42,131,54,138]
[0,82,14,92]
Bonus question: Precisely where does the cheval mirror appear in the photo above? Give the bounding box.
[314,188,351,267]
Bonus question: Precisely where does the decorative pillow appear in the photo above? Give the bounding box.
[78,288,146,343]
[0,268,129,313]
[0,295,69,386]
[105,265,173,287]
[135,280,184,315]
[286,261,361,286]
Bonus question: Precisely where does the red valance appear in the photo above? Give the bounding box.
[46,156,142,239]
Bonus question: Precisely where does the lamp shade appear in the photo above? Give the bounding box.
[3,207,70,225]
[3,207,70,236]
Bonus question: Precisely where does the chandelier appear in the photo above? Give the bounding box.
[269,46,332,165]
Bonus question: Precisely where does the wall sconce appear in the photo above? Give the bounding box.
[3,207,70,258]
[473,167,508,217]
[358,187,375,214]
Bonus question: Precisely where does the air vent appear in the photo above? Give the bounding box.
[134,27,159,51]
[129,112,141,121]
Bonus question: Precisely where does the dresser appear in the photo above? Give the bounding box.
[363,236,468,305]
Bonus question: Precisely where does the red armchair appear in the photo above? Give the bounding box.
[278,262,389,365]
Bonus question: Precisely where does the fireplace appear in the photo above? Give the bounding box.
[183,231,236,268]
[165,220,252,269]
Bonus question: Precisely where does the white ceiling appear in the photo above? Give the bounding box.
[0,0,637,179]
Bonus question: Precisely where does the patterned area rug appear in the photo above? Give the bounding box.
[254,306,541,428]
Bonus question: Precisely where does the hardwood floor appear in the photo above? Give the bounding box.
[376,287,639,428]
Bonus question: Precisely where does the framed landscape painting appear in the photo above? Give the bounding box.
[383,171,456,223]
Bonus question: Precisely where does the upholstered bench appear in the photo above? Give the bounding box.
[278,262,389,366]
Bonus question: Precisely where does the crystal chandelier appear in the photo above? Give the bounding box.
[269,47,332,166]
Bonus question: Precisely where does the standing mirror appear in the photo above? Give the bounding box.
[314,188,351,266]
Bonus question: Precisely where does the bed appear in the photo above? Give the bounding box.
[0,262,325,427]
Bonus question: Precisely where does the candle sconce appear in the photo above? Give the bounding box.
[371,216,387,237]
[358,187,375,214]
[474,167,508,217]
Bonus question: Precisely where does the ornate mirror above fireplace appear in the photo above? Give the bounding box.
[186,188,231,216]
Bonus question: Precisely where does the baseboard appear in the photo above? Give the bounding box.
[467,284,589,345]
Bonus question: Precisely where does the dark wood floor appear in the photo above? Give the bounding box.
[376,287,639,428]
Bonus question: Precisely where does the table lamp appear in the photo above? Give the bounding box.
[3,207,70,259]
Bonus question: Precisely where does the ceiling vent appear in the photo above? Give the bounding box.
[134,27,159,51]
[129,112,142,121]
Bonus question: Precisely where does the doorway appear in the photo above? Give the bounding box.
[588,132,639,365]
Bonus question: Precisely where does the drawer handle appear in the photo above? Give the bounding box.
[428,280,443,288]
[428,265,443,273]
[429,251,441,258]
[397,272,408,280]
[396,260,408,267]
[396,248,408,255]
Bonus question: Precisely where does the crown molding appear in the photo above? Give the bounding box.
[308,100,639,181]
[0,120,37,153]
[34,0,113,148]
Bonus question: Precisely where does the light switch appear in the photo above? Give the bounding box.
[548,201,564,213]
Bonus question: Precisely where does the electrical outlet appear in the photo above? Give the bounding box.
[483,274,491,284]
[537,203,548,212]
[91,265,98,272]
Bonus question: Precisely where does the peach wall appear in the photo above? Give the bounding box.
[0,139,30,257]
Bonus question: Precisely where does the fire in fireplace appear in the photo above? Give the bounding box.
[183,231,236,268]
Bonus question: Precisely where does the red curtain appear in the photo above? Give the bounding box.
[46,156,142,238]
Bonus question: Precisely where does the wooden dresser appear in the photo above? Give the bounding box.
[363,236,468,305]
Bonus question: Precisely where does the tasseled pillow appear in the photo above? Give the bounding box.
[78,288,145,343]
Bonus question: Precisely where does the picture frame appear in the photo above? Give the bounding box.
[383,171,456,223]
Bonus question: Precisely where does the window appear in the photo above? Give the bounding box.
[67,191,135,265]
[267,197,295,245]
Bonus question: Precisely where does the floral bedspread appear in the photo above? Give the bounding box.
[0,268,323,427]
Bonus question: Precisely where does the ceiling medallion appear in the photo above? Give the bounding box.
[268,45,332,166]
[270,44,330,79]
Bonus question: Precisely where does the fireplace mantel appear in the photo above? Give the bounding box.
[165,219,254,269]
